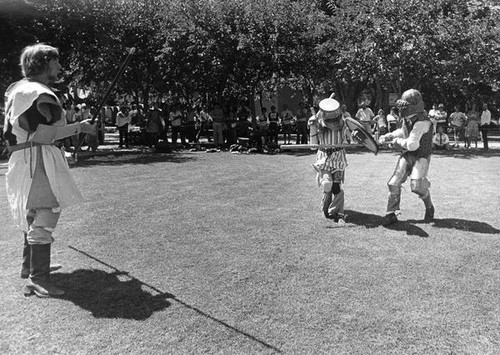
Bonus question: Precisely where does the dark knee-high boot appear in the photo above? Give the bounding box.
[21,233,30,279]
[423,192,435,222]
[23,244,64,298]
[22,232,62,279]
[321,192,333,218]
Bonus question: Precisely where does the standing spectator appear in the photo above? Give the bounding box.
[129,104,139,125]
[65,101,76,124]
[81,103,91,121]
[210,103,225,148]
[355,102,374,133]
[465,105,479,149]
[433,125,450,150]
[480,103,491,151]
[267,105,279,144]
[196,105,212,142]
[63,101,76,151]
[434,103,448,133]
[371,109,388,141]
[449,105,466,147]
[387,106,399,132]
[103,105,113,125]
[295,102,309,145]
[225,106,237,146]
[236,102,251,138]
[146,102,164,149]
[339,104,352,143]
[116,105,131,149]
[280,104,294,144]
[257,107,269,147]
[185,105,197,143]
[428,103,438,133]
[169,103,185,146]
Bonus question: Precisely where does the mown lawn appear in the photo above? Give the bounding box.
[1,148,499,354]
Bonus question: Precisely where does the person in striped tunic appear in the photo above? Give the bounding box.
[309,95,348,224]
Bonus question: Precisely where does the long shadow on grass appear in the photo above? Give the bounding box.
[407,218,500,235]
[65,245,282,353]
[345,210,430,238]
[73,152,196,168]
[51,269,172,320]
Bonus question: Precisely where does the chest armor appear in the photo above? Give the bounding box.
[406,114,433,158]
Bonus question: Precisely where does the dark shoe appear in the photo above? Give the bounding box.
[324,212,338,222]
[424,206,435,222]
[24,278,65,298]
[382,213,398,227]
[21,233,63,278]
[337,213,346,225]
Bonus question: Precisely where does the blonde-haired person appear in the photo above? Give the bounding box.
[4,44,96,297]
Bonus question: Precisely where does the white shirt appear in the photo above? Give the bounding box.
[480,109,491,126]
[116,112,131,127]
[356,107,374,122]
[387,113,397,123]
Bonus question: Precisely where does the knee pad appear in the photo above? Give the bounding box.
[27,226,54,245]
[332,182,341,195]
[388,184,401,196]
[321,177,333,193]
[410,178,430,198]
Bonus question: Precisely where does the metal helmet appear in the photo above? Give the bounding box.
[396,89,425,118]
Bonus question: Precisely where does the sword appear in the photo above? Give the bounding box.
[74,47,136,160]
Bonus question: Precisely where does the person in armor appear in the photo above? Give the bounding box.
[378,89,435,226]
[308,95,348,224]
[4,44,96,297]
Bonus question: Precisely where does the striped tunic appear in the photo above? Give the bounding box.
[312,119,348,173]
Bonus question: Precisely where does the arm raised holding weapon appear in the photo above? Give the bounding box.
[73,47,136,158]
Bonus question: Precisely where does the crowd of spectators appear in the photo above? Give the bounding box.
[1,97,499,159]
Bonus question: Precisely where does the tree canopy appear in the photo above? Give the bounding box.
[1,0,499,111]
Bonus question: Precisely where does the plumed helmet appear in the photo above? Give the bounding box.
[396,89,425,118]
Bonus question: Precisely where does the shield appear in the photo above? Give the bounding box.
[344,117,379,154]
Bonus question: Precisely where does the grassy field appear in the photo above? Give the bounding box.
[1,148,499,354]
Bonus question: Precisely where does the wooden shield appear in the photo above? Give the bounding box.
[344,117,379,154]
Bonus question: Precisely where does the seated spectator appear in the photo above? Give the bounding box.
[433,125,450,150]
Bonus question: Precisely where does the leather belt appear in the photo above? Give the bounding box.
[8,142,56,153]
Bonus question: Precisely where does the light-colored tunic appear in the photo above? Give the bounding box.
[5,80,83,230]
